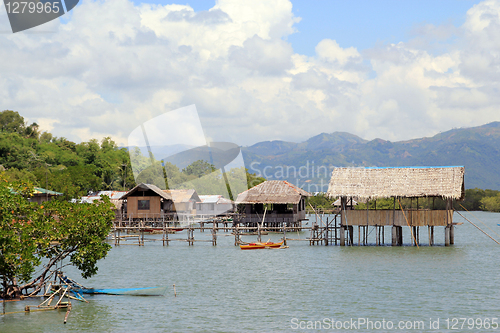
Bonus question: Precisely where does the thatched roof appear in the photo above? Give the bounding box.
[327,166,465,200]
[236,180,311,204]
[121,183,172,200]
[164,189,200,203]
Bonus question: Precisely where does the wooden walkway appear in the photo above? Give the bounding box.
[111,213,341,246]
[110,213,456,247]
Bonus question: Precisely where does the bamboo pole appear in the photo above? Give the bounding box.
[397,198,419,249]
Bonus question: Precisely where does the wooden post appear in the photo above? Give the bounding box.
[334,215,338,245]
[234,225,239,246]
[382,226,385,245]
[445,225,450,246]
[283,225,287,246]
[340,197,346,246]
[392,226,398,246]
[358,225,361,246]
[431,226,434,246]
[325,217,329,246]
[212,222,217,246]
[257,223,261,243]
[162,221,166,246]
[340,226,345,246]
[450,224,454,245]
[348,226,353,245]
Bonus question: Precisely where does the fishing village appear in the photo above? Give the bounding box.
[108,166,482,248]
[2,159,500,326]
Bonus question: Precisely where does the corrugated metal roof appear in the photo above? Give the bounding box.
[86,191,127,200]
[33,187,63,196]
[326,166,465,200]
[235,180,311,204]
[199,195,222,203]
[199,195,233,204]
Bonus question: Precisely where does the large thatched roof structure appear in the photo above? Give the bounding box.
[327,166,465,200]
[236,180,311,204]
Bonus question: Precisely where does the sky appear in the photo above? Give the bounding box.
[1,0,499,147]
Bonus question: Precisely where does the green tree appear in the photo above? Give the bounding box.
[480,193,500,212]
[0,110,25,134]
[0,177,114,299]
[45,165,101,200]
[246,169,266,188]
[308,193,335,209]
[182,160,216,178]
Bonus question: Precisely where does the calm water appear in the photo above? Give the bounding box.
[1,212,499,333]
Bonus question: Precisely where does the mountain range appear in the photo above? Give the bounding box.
[241,122,500,191]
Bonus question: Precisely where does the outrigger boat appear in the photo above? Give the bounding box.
[59,273,167,296]
[239,240,284,250]
[78,286,167,296]
[240,243,266,250]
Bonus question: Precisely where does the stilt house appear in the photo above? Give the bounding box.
[326,166,465,246]
[120,183,173,220]
[235,180,311,228]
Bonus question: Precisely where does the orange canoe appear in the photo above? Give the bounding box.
[240,243,266,250]
[239,241,284,250]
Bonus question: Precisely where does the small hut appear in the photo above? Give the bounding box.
[29,187,63,204]
[120,183,173,220]
[326,166,465,246]
[235,180,311,228]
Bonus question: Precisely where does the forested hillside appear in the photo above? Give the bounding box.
[0,110,264,200]
[0,110,134,200]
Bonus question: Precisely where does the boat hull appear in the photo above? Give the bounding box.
[239,243,266,250]
[80,286,167,296]
[239,241,284,250]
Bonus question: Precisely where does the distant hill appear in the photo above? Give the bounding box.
[241,122,500,191]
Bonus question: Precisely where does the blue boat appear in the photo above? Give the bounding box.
[80,286,167,296]
[59,274,167,296]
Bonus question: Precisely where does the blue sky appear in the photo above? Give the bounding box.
[0,0,499,146]
[131,0,482,53]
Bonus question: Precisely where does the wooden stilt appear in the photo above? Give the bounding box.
[445,225,450,246]
[392,226,397,246]
[450,225,454,245]
[340,226,345,246]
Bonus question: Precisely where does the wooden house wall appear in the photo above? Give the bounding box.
[127,196,161,217]
[342,209,452,227]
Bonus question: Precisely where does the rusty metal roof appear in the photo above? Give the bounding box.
[235,180,311,204]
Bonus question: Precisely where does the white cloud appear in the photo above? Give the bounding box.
[0,0,499,148]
